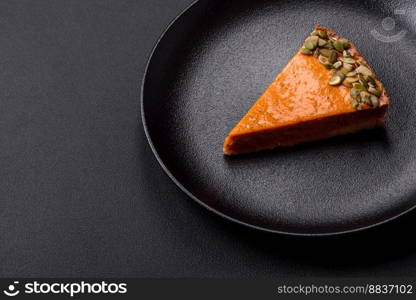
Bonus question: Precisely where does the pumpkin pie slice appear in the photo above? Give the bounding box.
[223,25,389,155]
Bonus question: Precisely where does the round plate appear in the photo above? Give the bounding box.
[142,0,416,235]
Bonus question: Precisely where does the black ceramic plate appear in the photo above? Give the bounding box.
[142,0,416,235]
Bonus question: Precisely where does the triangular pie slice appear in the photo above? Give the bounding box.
[223,25,389,155]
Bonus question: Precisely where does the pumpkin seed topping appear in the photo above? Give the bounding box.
[350,88,360,99]
[333,41,343,51]
[343,50,352,57]
[340,38,350,47]
[365,75,376,86]
[351,98,359,108]
[343,77,359,87]
[360,91,371,104]
[329,51,338,64]
[368,86,382,96]
[342,57,356,64]
[358,74,368,88]
[318,38,327,47]
[356,65,373,76]
[343,63,354,72]
[370,95,380,107]
[323,42,334,49]
[318,55,333,69]
[329,73,345,86]
[304,36,319,50]
[353,82,366,91]
[300,47,313,55]
[319,48,333,57]
[317,30,328,39]
[333,61,342,69]
[300,28,383,110]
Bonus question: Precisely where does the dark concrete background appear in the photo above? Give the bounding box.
[1,0,415,277]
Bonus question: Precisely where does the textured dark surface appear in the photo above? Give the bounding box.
[1,0,416,277]
[143,0,416,235]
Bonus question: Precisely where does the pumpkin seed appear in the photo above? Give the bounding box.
[341,57,356,64]
[342,81,353,88]
[318,55,328,63]
[323,63,333,69]
[317,30,328,39]
[339,38,350,49]
[351,99,360,109]
[330,51,338,63]
[304,36,319,50]
[350,88,360,99]
[311,30,327,38]
[345,77,359,83]
[334,38,350,51]
[343,77,359,88]
[323,41,334,49]
[368,86,382,96]
[339,67,351,75]
[365,75,376,86]
[358,73,366,81]
[333,40,344,51]
[343,50,351,57]
[300,47,313,55]
[358,73,367,82]
[353,82,366,91]
[358,75,369,90]
[351,98,359,108]
[343,63,354,72]
[329,73,345,86]
[318,55,333,68]
[356,65,372,76]
[370,95,380,107]
[360,91,371,104]
[319,48,333,57]
[318,38,327,47]
[346,71,357,77]
[333,61,342,69]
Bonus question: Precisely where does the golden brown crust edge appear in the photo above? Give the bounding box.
[223,105,387,155]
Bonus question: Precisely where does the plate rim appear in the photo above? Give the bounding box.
[140,0,416,236]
